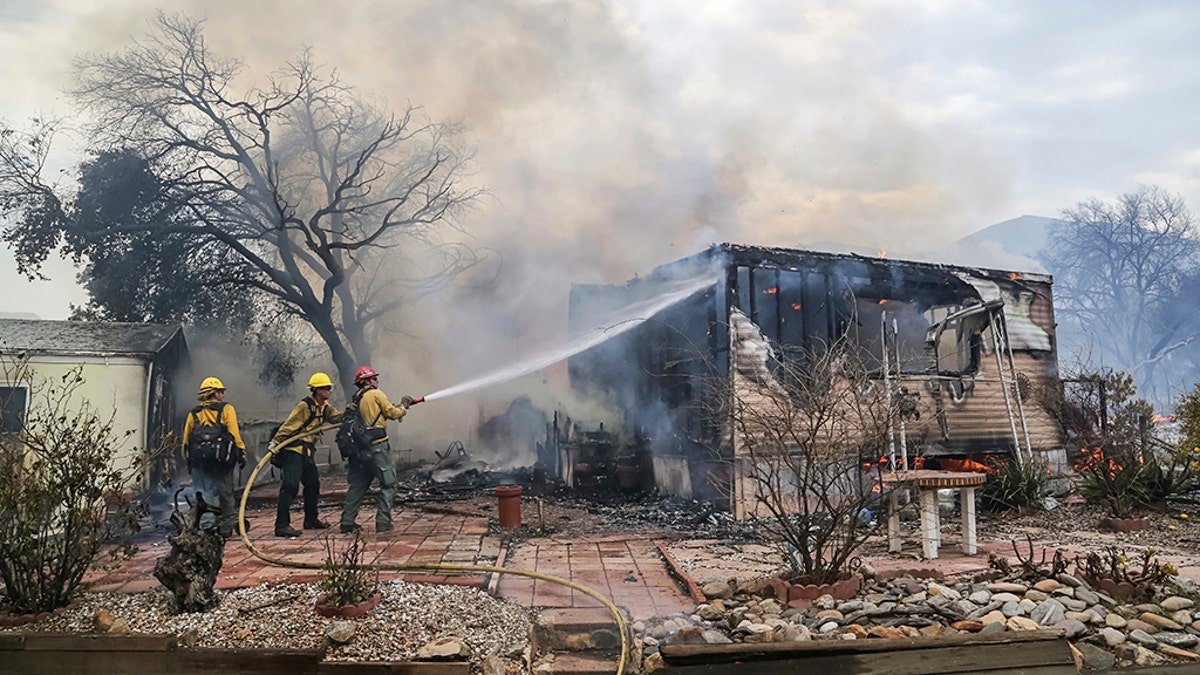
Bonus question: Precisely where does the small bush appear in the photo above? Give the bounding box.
[979,457,1049,512]
[0,357,143,614]
[1078,446,1150,518]
[1139,442,1200,507]
[319,531,379,607]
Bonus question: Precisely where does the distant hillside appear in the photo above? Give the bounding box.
[958,215,1061,261]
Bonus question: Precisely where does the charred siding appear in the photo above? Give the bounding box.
[568,243,1066,499]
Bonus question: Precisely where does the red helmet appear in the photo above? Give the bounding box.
[354,366,379,384]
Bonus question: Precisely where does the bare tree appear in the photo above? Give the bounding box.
[2,13,481,389]
[715,330,889,585]
[1040,185,1200,405]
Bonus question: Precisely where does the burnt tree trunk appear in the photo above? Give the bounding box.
[153,490,225,613]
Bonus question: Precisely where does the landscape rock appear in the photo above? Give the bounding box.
[416,636,472,661]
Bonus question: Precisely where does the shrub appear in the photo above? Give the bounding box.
[1077,445,1151,518]
[711,332,887,586]
[319,530,379,607]
[0,357,143,614]
[979,457,1049,513]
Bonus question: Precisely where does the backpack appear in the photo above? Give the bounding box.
[187,402,242,471]
[268,397,317,468]
[335,388,383,464]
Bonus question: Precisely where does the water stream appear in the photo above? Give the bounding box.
[422,272,719,402]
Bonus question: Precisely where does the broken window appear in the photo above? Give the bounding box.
[0,386,27,434]
[928,305,991,376]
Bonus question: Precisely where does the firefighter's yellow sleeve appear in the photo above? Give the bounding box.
[272,400,313,452]
[359,388,407,429]
[181,412,194,456]
[220,404,247,450]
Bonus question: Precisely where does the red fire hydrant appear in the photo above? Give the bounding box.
[495,485,523,529]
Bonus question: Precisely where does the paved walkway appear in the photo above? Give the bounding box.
[496,534,695,621]
[84,477,697,623]
[84,477,1200,626]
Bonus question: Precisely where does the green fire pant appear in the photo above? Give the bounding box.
[275,448,320,528]
[340,441,396,531]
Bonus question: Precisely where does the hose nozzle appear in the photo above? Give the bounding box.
[410,396,425,405]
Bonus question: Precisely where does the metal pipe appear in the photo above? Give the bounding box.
[894,318,907,470]
[882,311,896,467]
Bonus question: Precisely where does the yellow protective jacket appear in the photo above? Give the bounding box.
[181,401,247,461]
[357,386,407,445]
[271,397,344,454]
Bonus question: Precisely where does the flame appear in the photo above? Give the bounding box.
[763,287,778,295]
[877,247,887,258]
[938,458,991,473]
[878,299,887,305]
[1072,446,1141,475]
[791,303,802,310]
[1009,272,1022,281]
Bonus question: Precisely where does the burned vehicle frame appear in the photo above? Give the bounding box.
[566,243,1065,514]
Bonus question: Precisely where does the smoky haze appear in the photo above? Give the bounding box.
[7,1,1198,458]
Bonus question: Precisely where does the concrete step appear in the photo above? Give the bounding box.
[532,652,628,675]
[531,607,629,657]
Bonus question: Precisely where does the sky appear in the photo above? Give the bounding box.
[3,1,1199,321]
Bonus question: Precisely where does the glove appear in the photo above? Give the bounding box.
[266,442,277,454]
[400,395,415,407]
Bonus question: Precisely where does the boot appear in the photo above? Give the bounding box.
[304,518,330,530]
[275,525,302,538]
[340,523,361,534]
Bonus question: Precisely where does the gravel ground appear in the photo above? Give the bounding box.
[5,580,533,671]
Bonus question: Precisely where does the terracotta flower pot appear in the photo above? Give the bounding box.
[1099,517,1152,533]
[1079,574,1150,602]
[315,590,382,618]
[776,572,863,608]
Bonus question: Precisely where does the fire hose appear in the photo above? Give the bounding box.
[237,421,630,674]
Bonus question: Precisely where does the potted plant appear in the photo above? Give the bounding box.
[315,530,381,618]
[1078,445,1152,531]
[708,335,882,604]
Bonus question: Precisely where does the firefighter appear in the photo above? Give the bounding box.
[181,376,247,539]
[339,366,414,534]
[269,372,344,538]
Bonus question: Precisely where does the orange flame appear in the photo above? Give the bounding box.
[763,287,778,295]
[791,303,802,310]
[877,247,888,258]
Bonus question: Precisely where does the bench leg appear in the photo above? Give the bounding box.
[888,489,901,553]
[920,489,940,559]
[961,487,977,555]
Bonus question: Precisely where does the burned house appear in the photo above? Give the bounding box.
[0,319,189,490]
[567,244,1064,515]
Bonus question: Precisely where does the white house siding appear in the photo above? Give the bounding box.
[21,354,151,487]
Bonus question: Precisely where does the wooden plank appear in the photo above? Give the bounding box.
[664,640,1076,675]
[661,629,1064,664]
[176,648,324,674]
[1086,666,1200,675]
[0,633,26,649]
[319,663,472,675]
[18,632,177,652]
[0,650,172,673]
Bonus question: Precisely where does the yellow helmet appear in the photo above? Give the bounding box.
[197,376,226,399]
[307,372,334,389]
